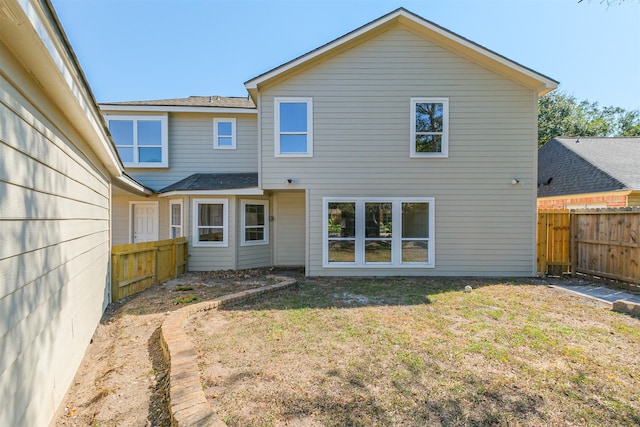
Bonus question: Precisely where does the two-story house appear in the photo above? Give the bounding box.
[104,8,557,277]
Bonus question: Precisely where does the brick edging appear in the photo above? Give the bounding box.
[612,300,640,317]
[159,277,297,427]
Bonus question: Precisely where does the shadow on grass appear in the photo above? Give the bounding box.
[221,276,536,311]
[217,357,550,426]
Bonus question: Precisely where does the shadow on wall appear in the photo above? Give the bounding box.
[0,101,111,426]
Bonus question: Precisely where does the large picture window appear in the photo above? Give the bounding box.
[192,199,228,247]
[410,98,449,158]
[274,97,313,157]
[323,198,434,267]
[241,200,269,246]
[106,114,168,167]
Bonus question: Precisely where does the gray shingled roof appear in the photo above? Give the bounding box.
[538,137,640,197]
[159,173,258,193]
[101,95,255,109]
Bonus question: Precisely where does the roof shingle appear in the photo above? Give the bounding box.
[101,95,255,109]
[159,173,258,193]
[538,137,640,197]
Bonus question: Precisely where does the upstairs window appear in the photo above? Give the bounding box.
[275,97,313,157]
[410,98,449,158]
[213,118,236,149]
[107,114,168,167]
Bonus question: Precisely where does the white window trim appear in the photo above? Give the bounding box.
[274,97,313,157]
[322,197,435,268]
[241,199,269,246]
[169,199,183,238]
[105,113,169,167]
[192,198,228,247]
[410,97,449,158]
[213,118,236,149]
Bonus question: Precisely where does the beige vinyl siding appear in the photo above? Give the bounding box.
[273,191,306,266]
[111,195,169,245]
[237,244,271,269]
[259,27,538,276]
[237,197,272,269]
[103,112,258,191]
[628,193,640,206]
[0,66,111,426]
[187,196,236,271]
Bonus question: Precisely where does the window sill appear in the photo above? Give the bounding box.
[323,263,435,268]
[409,153,448,159]
[192,242,228,248]
[275,153,313,158]
[241,241,269,247]
[123,162,169,168]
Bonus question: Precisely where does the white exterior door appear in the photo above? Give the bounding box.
[132,203,158,243]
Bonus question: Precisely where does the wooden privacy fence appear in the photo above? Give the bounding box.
[537,209,640,286]
[537,211,571,276]
[111,237,188,302]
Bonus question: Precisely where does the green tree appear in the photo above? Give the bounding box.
[537,90,640,146]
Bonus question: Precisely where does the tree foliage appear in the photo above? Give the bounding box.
[538,90,640,146]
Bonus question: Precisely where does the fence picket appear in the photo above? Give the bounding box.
[110,237,188,302]
[538,209,640,287]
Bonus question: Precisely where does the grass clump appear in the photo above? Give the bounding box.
[173,295,199,305]
[175,285,194,291]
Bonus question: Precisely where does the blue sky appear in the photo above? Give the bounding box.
[51,0,640,110]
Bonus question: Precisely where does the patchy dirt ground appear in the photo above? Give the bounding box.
[55,268,301,427]
[54,271,638,427]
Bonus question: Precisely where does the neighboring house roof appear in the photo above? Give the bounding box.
[159,173,259,193]
[538,137,640,198]
[101,95,255,109]
[245,7,558,100]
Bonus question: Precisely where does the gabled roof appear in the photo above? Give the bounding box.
[159,173,259,193]
[538,137,640,197]
[244,7,558,100]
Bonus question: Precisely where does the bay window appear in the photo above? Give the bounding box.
[192,199,228,247]
[169,199,183,238]
[241,200,269,246]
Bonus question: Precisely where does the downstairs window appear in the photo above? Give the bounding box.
[324,198,434,267]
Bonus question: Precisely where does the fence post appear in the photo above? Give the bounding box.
[537,212,548,277]
[172,239,177,277]
[111,252,119,303]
